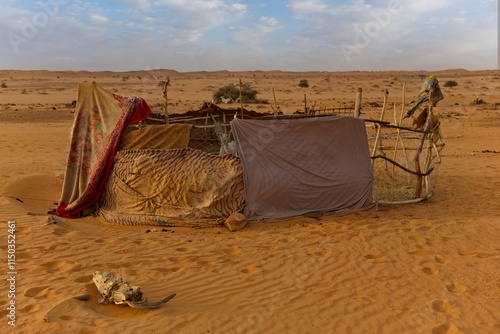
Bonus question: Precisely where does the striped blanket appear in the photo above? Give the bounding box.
[99,148,244,226]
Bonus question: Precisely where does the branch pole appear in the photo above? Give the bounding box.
[354,87,362,117]
[304,93,307,115]
[414,103,436,199]
[163,77,170,124]
[239,78,244,119]
[391,102,399,176]
[423,105,439,194]
[272,87,278,117]
[371,90,389,166]
[392,83,410,177]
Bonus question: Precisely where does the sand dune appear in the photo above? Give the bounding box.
[0,69,499,333]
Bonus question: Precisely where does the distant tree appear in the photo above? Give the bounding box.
[298,79,309,88]
[443,81,458,88]
[213,83,259,102]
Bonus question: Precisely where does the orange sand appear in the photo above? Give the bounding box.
[0,69,499,333]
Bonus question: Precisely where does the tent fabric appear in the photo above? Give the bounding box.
[231,116,374,220]
[54,82,151,218]
[119,124,193,151]
[99,148,245,226]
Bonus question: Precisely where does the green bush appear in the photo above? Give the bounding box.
[213,83,259,102]
[443,81,458,87]
[298,79,309,88]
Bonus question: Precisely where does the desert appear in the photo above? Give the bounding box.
[0,68,499,334]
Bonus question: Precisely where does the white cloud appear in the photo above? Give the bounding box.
[229,16,282,52]
[142,0,248,42]
[155,0,247,24]
[112,0,152,9]
[255,17,280,33]
[402,0,454,14]
[90,13,109,23]
[287,0,329,15]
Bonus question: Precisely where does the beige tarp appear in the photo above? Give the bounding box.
[99,148,244,226]
[231,116,374,219]
[119,124,192,151]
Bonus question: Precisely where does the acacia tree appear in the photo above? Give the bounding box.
[298,79,309,88]
[213,83,259,102]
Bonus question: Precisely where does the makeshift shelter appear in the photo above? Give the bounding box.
[53,82,375,225]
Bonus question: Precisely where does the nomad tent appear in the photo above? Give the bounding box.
[52,82,374,225]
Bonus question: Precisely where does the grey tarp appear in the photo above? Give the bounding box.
[231,116,373,219]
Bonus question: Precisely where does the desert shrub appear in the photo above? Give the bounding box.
[298,79,309,88]
[1,82,7,88]
[443,81,458,87]
[213,83,259,102]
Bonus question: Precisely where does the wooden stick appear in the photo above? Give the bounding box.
[414,105,436,198]
[423,105,439,194]
[371,90,389,166]
[304,93,307,115]
[272,88,278,117]
[239,79,244,119]
[364,120,437,134]
[392,82,410,177]
[391,102,398,176]
[354,88,362,117]
[371,155,434,176]
[400,82,411,182]
[163,77,170,124]
[376,193,433,205]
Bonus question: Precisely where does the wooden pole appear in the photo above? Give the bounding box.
[414,102,436,199]
[371,90,389,166]
[354,87,362,117]
[272,87,278,117]
[401,82,411,182]
[391,83,411,178]
[239,79,244,119]
[423,105,437,194]
[391,100,399,177]
[304,93,307,115]
[163,77,170,124]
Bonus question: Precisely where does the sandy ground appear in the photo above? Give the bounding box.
[0,69,499,334]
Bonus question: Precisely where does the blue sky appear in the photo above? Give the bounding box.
[0,0,497,71]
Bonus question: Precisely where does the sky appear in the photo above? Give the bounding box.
[0,0,497,72]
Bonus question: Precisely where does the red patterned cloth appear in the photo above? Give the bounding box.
[53,82,151,218]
